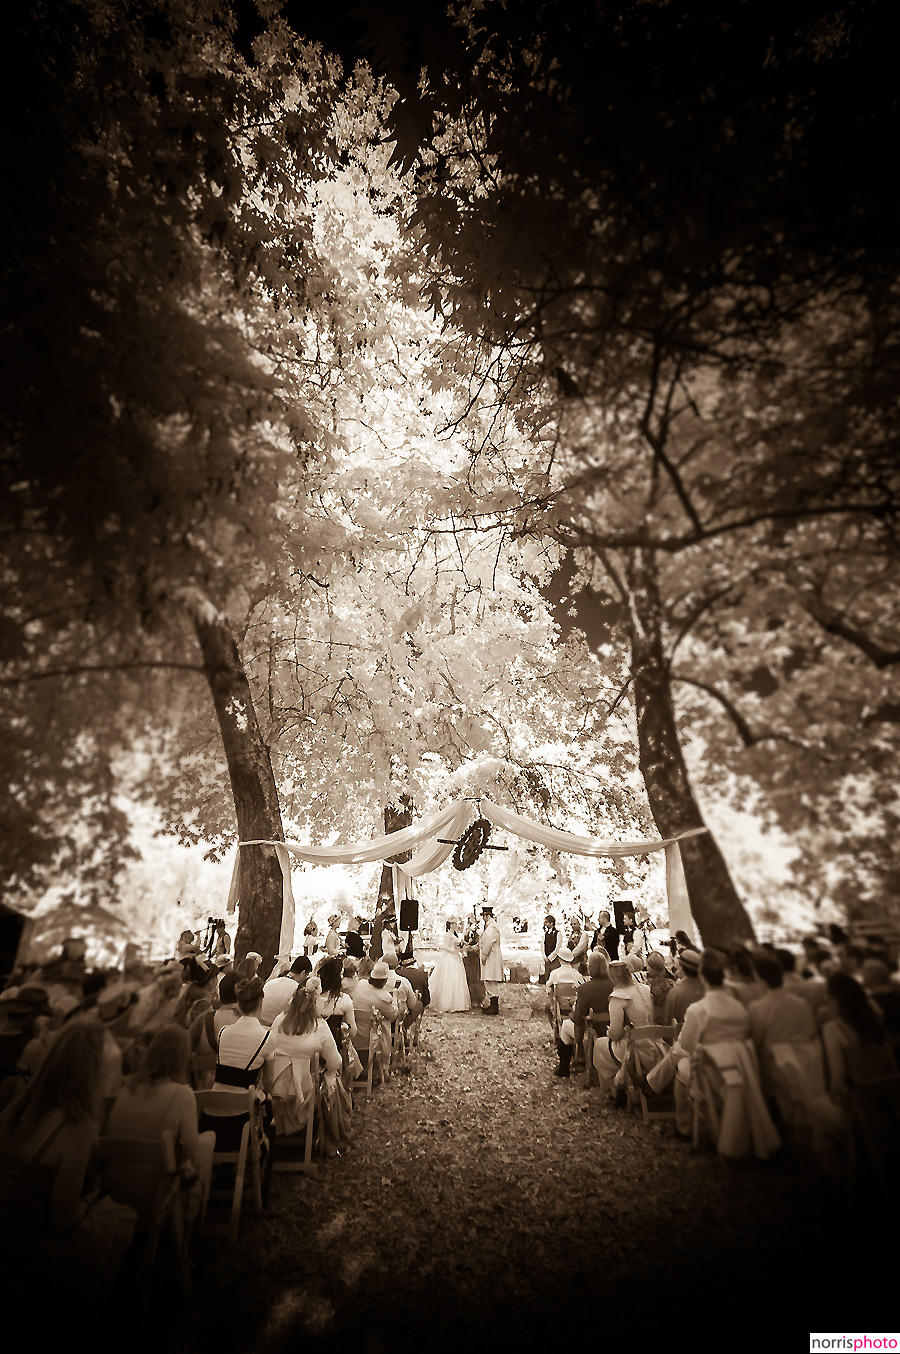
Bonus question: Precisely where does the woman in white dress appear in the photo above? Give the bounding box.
[429,919,471,1013]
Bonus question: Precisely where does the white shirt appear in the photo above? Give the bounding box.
[259,975,300,1027]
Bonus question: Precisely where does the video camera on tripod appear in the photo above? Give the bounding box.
[201,917,227,958]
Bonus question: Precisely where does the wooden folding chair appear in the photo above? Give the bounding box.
[271,1055,319,1175]
[623,1024,681,1123]
[391,1017,410,1072]
[191,1051,218,1091]
[550,983,577,1041]
[582,1011,609,1088]
[847,1071,900,1200]
[351,1013,384,1102]
[97,1128,191,1311]
[194,1089,264,1246]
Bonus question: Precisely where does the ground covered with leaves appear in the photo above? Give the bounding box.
[160,986,881,1352]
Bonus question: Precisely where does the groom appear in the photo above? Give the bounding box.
[479,906,503,1016]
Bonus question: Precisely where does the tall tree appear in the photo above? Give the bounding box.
[353,0,900,942]
[1,1,377,967]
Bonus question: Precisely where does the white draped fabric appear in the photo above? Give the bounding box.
[227,799,706,943]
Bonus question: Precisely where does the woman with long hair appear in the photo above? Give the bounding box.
[822,972,893,1099]
[316,957,357,1045]
[0,1021,137,1291]
[269,979,346,1151]
[106,1024,214,1229]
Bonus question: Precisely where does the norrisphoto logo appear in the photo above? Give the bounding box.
[810,1338,900,1351]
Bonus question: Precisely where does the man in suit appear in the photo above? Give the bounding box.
[479,906,503,1016]
[592,910,620,961]
[398,951,431,1011]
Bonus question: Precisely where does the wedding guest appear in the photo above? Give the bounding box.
[0,1021,137,1296]
[541,915,560,984]
[747,955,817,1049]
[106,1024,214,1232]
[725,948,766,1008]
[342,957,361,996]
[316,957,357,1044]
[323,916,343,959]
[591,960,655,1099]
[190,970,241,1057]
[646,952,675,1020]
[663,949,705,1023]
[593,910,620,962]
[259,956,312,1028]
[861,959,900,1036]
[210,976,275,1094]
[269,979,345,1147]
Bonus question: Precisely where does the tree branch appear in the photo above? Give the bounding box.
[0,661,206,686]
[673,674,813,752]
[803,599,900,668]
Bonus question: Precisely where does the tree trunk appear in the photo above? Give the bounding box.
[622,550,754,947]
[176,588,286,974]
[369,796,414,958]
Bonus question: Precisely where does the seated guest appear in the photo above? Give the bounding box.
[748,955,818,1049]
[0,1021,137,1295]
[808,972,895,1179]
[210,977,275,1093]
[397,951,431,1010]
[645,952,675,1020]
[775,946,829,1016]
[173,958,218,1028]
[385,953,422,1029]
[646,950,751,1134]
[190,970,241,1057]
[351,960,397,1066]
[202,976,276,1162]
[820,972,894,1101]
[259,956,312,1028]
[546,947,583,1035]
[0,985,52,1094]
[316,957,357,1045]
[342,957,361,996]
[558,951,614,1079]
[663,949,704,1023]
[269,979,344,1142]
[591,960,655,1099]
[725,948,766,1008]
[861,959,900,1037]
[106,1025,214,1232]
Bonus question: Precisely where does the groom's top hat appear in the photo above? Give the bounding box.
[481,906,494,916]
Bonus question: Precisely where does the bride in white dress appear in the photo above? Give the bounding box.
[429,919,471,1013]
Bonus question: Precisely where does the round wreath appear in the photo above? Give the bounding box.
[452,817,492,871]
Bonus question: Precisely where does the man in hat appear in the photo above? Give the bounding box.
[351,959,399,1066]
[479,907,503,1016]
[664,949,704,1023]
[398,949,431,1011]
[546,947,583,1076]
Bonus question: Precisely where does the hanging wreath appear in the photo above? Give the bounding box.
[452,817,492,871]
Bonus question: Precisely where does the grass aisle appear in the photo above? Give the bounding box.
[164,987,869,1352]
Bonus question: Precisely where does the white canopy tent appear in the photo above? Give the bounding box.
[227,799,704,956]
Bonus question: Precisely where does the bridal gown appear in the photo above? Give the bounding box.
[429,932,471,1012]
